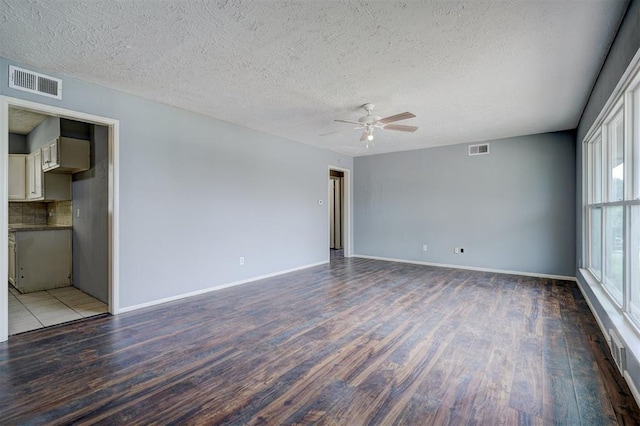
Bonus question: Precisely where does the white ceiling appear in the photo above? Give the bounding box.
[8,107,49,135]
[0,1,628,156]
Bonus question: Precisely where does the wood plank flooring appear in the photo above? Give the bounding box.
[1,257,639,425]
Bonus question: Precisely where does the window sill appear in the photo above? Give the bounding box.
[578,268,640,369]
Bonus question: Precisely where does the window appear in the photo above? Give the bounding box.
[585,60,640,328]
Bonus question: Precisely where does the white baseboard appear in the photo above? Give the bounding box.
[575,275,610,349]
[119,260,328,313]
[625,370,640,409]
[353,254,577,281]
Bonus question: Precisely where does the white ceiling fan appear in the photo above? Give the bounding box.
[330,103,418,148]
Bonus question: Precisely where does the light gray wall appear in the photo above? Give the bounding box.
[354,131,576,277]
[72,125,109,303]
[575,0,640,390]
[8,133,27,154]
[576,0,640,264]
[26,116,59,152]
[1,56,353,309]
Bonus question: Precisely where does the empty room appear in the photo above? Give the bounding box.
[2,0,640,424]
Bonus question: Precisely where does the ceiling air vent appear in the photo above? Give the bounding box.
[8,65,62,100]
[468,143,489,156]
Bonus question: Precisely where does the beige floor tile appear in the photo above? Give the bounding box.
[31,304,77,318]
[9,318,43,335]
[70,300,106,310]
[39,312,83,327]
[9,304,30,315]
[23,297,64,309]
[46,287,77,295]
[16,292,55,303]
[10,310,39,321]
[77,306,109,317]
[8,285,107,333]
[28,303,73,317]
[58,295,99,307]
[53,290,92,300]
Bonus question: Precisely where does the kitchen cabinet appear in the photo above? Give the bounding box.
[26,150,71,201]
[42,137,90,173]
[8,232,16,286]
[10,152,70,202]
[26,151,42,200]
[10,229,72,293]
[9,155,26,200]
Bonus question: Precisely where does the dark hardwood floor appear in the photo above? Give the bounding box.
[1,257,639,425]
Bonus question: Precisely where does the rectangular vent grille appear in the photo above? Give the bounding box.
[469,143,490,156]
[609,329,626,374]
[9,65,62,99]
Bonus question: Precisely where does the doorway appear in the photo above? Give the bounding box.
[1,96,119,342]
[328,167,350,261]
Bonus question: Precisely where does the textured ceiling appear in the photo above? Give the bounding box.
[8,107,48,135]
[0,1,628,156]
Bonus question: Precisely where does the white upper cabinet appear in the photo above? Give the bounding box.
[42,137,90,173]
[26,151,43,200]
[8,155,26,200]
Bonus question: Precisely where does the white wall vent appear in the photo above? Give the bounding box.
[468,143,490,156]
[8,65,62,100]
[609,329,627,374]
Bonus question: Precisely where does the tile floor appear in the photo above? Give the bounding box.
[8,285,108,335]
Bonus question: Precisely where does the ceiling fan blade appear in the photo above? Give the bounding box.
[320,130,346,136]
[360,130,368,142]
[383,124,419,132]
[335,119,362,125]
[379,112,416,124]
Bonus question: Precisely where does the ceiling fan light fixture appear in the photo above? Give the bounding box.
[367,133,374,141]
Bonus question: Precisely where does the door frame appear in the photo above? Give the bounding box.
[0,96,120,342]
[328,165,351,257]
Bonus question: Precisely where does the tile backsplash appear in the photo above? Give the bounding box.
[9,201,73,226]
[47,201,73,226]
[9,202,47,224]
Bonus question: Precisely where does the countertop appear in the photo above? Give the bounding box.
[9,224,73,232]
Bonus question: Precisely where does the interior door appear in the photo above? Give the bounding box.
[330,176,342,249]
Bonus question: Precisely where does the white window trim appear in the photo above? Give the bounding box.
[583,46,640,333]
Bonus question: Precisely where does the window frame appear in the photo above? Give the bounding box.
[583,53,640,331]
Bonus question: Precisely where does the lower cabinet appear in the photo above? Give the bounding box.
[10,229,72,293]
[8,233,16,286]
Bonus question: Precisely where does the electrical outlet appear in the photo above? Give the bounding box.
[76,209,80,218]
[239,257,245,266]
[460,248,464,253]
[422,244,428,252]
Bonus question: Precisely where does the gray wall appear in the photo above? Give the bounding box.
[26,116,59,152]
[354,131,576,277]
[1,56,353,309]
[72,125,109,303]
[8,133,27,154]
[576,0,640,264]
[574,0,640,391]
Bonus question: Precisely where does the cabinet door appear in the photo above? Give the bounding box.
[49,139,59,169]
[33,150,43,198]
[41,144,50,170]
[26,152,43,200]
[8,155,26,200]
[8,239,16,286]
[42,140,59,171]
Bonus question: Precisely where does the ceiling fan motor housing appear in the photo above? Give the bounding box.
[359,115,382,125]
